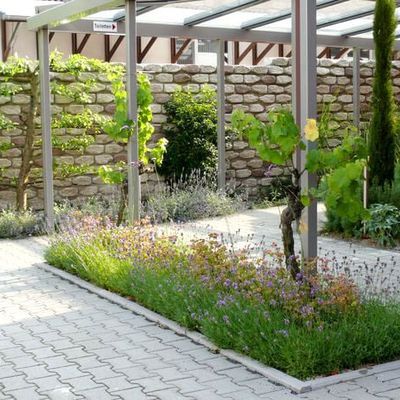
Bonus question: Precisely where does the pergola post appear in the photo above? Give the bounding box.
[126,0,140,222]
[217,39,226,191]
[0,13,4,62]
[292,0,318,259]
[353,47,368,209]
[38,27,54,232]
[353,47,360,128]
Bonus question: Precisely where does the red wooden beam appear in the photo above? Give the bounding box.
[170,38,192,63]
[234,41,256,64]
[104,35,124,62]
[72,33,91,54]
[253,43,275,65]
[138,36,157,63]
[335,48,350,59]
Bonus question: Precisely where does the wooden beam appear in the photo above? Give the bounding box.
[170,37,192,63]
[104,34,124,62]
[335,47,350,59]
[318,47,332,58]
[49,32,55,43]
[138,36,157,63]
[278,43,284,57]
[234,41,256,64]
[72,33,91,54]
[253,43,275,65]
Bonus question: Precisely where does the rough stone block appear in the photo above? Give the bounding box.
[236,169,252,178]
[155,73,173,83]
[105,143,124,154]
[95,154,113,165]
[227,74,244,84]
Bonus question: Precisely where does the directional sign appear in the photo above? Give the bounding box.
[93,21,118,33]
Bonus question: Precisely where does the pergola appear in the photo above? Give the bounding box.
[25,0,397,259]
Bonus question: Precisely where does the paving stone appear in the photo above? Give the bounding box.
[0,375,35,391]
[17,365,55,380]
[4,387,45,400]
[75,386,119,400]
[112,387,156,400]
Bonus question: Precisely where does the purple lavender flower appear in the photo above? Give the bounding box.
[265,163,277,178]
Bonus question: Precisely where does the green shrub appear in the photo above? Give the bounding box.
[0,209,43,238]
[363,203,400,247]
[46,218,400,380]
[159,86,218,182]
[369,164,400,208]
[369,0,397,187]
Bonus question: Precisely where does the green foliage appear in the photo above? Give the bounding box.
[232,109,301,166]
[363,203,400,247]
[46,219,400,379]
[51,135,95,153]
[51,109,107,131]
[369,164,400,208]
[307,134,369,225]
[232,109,368,226]
[55,164,93,179]
[0,209,43,238]
[99,72,166,185]
[0,114,16,131]
[0,82,23,96]
[51,81,94,104]
[50,51,123,75]
[0,56,37,77]
[98,164,125,185]
[159,86,218,182]
[369,0,397,187]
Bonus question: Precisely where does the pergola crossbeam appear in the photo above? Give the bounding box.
[47,20,400,50]
[317,6,375,29]
[184,0,269,27]
[241,0,348,30]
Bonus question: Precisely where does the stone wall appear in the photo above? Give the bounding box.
[0,57,387,209]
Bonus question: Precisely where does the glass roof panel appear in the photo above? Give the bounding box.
[4,0,400,47]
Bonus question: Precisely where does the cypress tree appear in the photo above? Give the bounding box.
[369,0,397,187]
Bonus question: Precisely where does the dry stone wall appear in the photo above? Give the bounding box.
[0,57,389,209]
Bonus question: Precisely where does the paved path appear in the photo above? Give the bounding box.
[0,210,400,399]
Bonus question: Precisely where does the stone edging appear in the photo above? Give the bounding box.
[37,262,400,394]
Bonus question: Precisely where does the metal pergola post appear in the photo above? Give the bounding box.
[126,0,140,222]
[0,13,4,62]
[353,47,368,209]
[353,47,360,128]
[217,39,226,191]
[38,27,55,232]
[292,0,318,260]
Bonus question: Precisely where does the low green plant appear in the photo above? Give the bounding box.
[0,209,43,238]
[144,173,245,222]
[159,86,218,183]
[45,218,400,380]
[363,203,400,247]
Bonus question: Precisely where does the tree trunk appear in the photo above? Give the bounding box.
[281,206,300,279]
[116,181,128,226]
[16,73,39,211]
[280,171,303,279]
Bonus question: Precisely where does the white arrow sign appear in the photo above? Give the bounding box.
[93,21,118,33]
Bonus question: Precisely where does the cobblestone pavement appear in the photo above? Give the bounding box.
[1,208,400,399]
